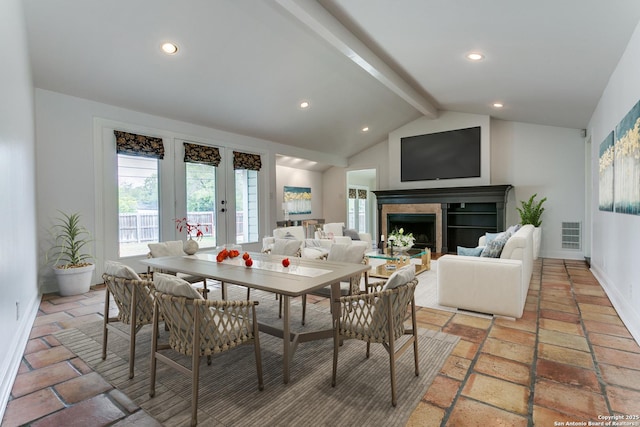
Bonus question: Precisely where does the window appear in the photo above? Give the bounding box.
[117,154,159,257]
[185,163,217,248]
[235,169,258,243]
[348,187,368,234]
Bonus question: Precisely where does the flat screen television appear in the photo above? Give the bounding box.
[400,126,481,182]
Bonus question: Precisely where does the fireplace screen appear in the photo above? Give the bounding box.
[387,213,436,251]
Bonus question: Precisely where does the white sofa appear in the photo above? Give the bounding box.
[436,224,534,318]
[316,222,373,251]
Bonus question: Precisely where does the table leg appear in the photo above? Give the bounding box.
[282,294,290,384]
[331,281,340,333]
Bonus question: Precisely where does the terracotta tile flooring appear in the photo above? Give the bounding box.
[4,258,640,426]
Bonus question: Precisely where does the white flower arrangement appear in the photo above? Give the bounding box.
[387,227,415,249]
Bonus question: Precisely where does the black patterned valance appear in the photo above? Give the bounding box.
[114,130,164,159]
[348,188,367,199]
[233,151,262,171]
[183,142,221,166]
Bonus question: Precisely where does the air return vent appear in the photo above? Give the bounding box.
[562,222,581,250]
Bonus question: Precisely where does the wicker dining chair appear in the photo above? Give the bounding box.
[299,243,369,325]
[332,270,419,407]
[149,274,264,427]
[102,261,156,379]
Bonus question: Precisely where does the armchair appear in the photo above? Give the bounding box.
[150,273,263,427]
[102,261,155,379]
[147,241,209,298]
[332,269,419,407]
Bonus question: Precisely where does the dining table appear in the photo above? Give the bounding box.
[141,251,370,383]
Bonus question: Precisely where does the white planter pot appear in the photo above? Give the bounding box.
[533,226,542,260]
[53,264,95,296]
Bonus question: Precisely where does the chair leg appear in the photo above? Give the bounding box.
[191,308,201,426]
[332,323,340,387]
[278,294,282,318]
[411,298,419,377]
[149,300,160,398]
[102,288,110,360]
[221,281,227,300]
[301,294,306,326]
[387,302,397,407]
[128,285,138,379]
[252,307,264,391]
[246,287,251,300]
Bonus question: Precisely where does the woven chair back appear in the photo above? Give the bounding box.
[102,274,155,326]
[153,291,257,357]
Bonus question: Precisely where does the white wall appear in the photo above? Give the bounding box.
[0,0,40,418]
[345,113,586,260]
[34,89,344,293]
[388,111,491,189]
[588,21,640,343]
[275,165,323,223]
[492,120,586,259]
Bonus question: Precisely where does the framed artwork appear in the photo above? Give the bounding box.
[598,131,614,212]
[283,186,311,214]
[614,99,640,215]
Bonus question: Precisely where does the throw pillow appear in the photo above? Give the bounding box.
[272,238,302,256]
[480,232,511,258]
[153,273,203,299]
[104,260,141,280]
[148,241,184,257]
[457,246,484,257]
[484,232,501,245]
[343,228,361,240]
[506,224,522,235]
[327,243,366,264]
[382,265,415,290]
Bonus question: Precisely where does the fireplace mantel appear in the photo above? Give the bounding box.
[374,185,513,253]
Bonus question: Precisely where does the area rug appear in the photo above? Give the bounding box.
[55,287,458,427]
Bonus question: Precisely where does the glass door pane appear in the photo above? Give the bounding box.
[185,163,217,249]
[117,154,159,257]
[234,169,259,244]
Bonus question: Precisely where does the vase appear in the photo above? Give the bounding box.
[184,238,199,255]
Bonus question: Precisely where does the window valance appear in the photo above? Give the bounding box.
[348,188,367,199]
[233,151,262,171]
[114,130,165,159]
[183,142,221,166]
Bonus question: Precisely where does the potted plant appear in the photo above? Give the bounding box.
[516,193,546,259]
[48,211,95,296]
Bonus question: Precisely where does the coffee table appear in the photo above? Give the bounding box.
[366,248,431,278]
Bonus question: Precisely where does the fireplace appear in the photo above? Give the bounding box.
[387,213,436,251]
[374,185,512,253]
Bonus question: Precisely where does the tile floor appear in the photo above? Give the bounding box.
[3,258,640,426]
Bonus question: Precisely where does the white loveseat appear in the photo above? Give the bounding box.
[316,222,373,251]
[436,224,534,318]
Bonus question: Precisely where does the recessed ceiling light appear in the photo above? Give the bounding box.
[161,42,179,55]
[466,52,484,61]
[493,102,504,108]
[361,126,369,132]
[299,101,310,109]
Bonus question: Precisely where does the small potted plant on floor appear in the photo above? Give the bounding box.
[47,211,95,296]
[516,193,546,259]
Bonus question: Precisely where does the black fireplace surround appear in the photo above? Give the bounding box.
[374,185,512,253]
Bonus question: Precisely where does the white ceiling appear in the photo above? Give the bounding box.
[23,0,640,170]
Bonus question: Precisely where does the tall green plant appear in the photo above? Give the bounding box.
[48,211,94,268]
[516,194,547,227]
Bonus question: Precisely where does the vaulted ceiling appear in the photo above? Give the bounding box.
[23,0,640,169]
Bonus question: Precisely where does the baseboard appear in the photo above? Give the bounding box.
[591,265,640,347]
[0,293,41,422]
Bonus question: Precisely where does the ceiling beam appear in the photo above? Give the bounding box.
[275,0,438,119]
